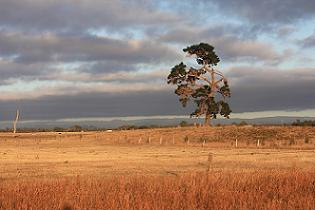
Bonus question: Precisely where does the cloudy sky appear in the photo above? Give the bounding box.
[0,0,315,121]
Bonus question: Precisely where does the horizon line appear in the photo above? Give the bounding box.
[0,109,314,124]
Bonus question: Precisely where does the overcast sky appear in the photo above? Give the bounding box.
[0,0,315,121]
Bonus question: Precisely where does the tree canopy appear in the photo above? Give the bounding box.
[167,43,231,125]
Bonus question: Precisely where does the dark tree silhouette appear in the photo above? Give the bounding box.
[167,43,231,126]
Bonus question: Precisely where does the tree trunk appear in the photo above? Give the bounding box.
[204,113,211,126]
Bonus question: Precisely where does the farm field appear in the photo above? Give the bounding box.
[0,126,315,209]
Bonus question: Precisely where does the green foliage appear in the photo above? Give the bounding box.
[219,80,231,97]
[167,62,187,85]
[219,101,232,118]
[183,43,220,66]
[179,121,189,127]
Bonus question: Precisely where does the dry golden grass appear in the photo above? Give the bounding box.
[1,170,315,210]
[0,126,314,209]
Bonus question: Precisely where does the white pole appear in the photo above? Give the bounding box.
[13,109,19,134]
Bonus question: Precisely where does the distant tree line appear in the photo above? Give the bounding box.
[2,120,312,133]
[0,124,179,132]
[292,119,315,126]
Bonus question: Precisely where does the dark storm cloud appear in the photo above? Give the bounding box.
[226,67,315,112]
[0,91,190,121]
[230,82,315,113]
[0,0,179,32]
[1,67,314,120]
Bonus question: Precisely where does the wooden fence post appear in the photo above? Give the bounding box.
[207,153,213,172]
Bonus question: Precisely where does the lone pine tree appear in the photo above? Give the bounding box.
[167,43,231,126]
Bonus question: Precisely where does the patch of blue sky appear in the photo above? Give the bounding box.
[0,80,29,92]
[0,79,56,92]
[291,17,315,40]
[132,63,166,74]
[87,28,126,39]
[253,26,315,69]
[0,54,19,62]
[156,0,221,22]
[88,27,148,40]
[51,62,83,70]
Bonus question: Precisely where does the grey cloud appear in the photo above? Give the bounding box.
[0,61,54,81]
[227,67,315,82]
[0,67,314,120]
[38,69,167,84]
[159,27,285,63]
[214,36,284,63]
[156,0,315,29]
[0,0,179,32]
[276,25,296,37]
[300,33,315,48]
[231,82,315,113]
[0,0,313,121]
[0,91,190,121]
[0,31,179,65]
[159,25,248,43]
[226,67,315,112]
[210,0,315,25]
[78,61,137,74]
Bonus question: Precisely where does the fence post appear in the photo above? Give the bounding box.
[207,153,213,172]
[202,139,206,147]
[13,109,19,134]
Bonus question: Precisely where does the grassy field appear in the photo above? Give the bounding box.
[0,126,314,209]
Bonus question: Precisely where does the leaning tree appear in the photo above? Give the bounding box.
[167,43,231,126]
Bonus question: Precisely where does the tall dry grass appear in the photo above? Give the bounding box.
[0,170,314,210]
